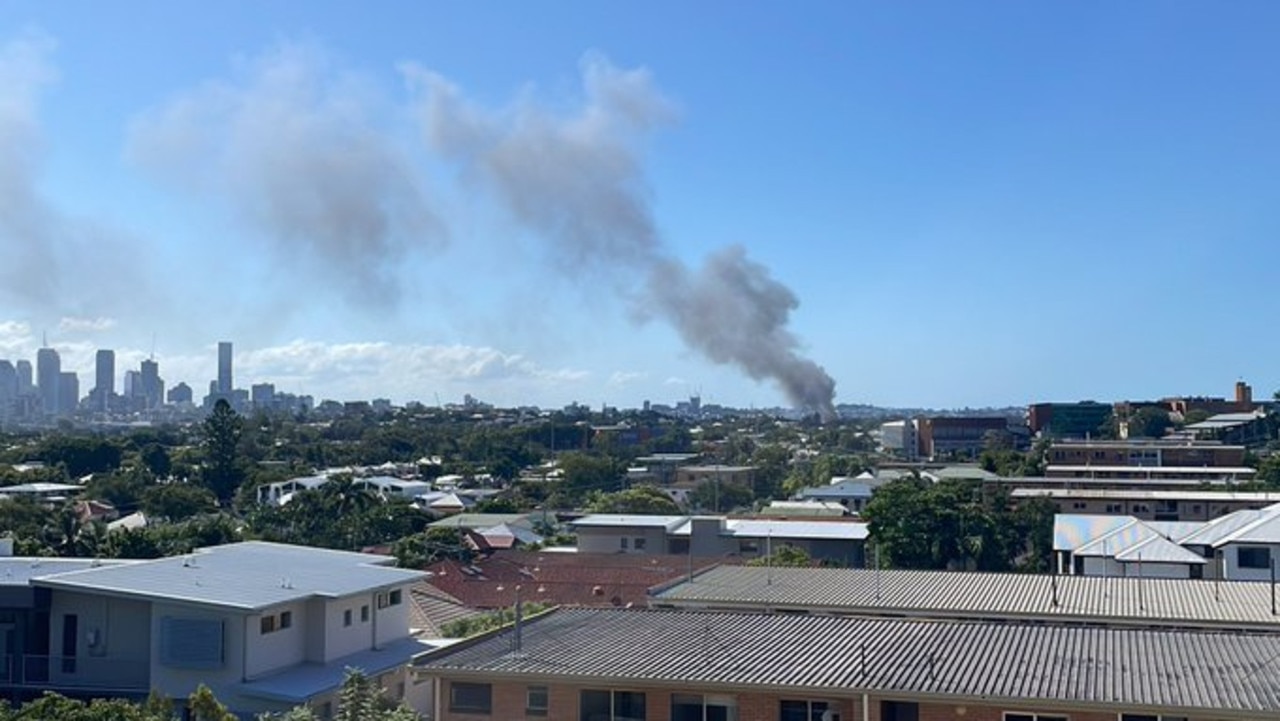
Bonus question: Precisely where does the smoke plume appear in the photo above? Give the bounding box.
[406,55,837,418]
[127,43,444,308]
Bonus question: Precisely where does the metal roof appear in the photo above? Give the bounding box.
[31,541,425,611]
[571,514,689,529]
[1112,536,1207,565]
[1046,465,1257,476]
[1181,506,1280,547]
[1054,514,1134,552]
[241,636,435,702]
[0,558,135,587]
[1015,488,1280,502]
[650,565,1280,631]
[415,606,1280,715]
[427,513,536,530]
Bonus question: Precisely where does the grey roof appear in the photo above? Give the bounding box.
[651,565,1280,631]
[428,513,536,530]
[1112,535,1207,565]
[1054,514,1134,552]
[0,482,83,494]
[571,514,689,530]
[796,480,874,499]
[414,606,1280,714]
[1047,464,1257,476]
[241,636,435,702]
[1181,506,1280,547]
[1015,488,1280,503]
[31,541,425,611]
[0,558,135,587]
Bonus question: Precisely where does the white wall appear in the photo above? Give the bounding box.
[47,590,151,690]
[245,601,307,678]
[149,602,247,710]
[1223,543,1280,581]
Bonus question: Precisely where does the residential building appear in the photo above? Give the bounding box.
[793,478,875,513]
[0,542,431,717]
[878,419,918,460]
[1014,488,1280,522]
[1044,464,1256,484]
[1047,438,1246,468]
[414,603,1280,721]
[570,514,867,565]
[1180,410,1274,447]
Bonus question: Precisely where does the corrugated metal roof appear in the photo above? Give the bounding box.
[651,565,1280,630]
[570,514,689,529]
[415,606,1280,714]
[1113,536,1207,565]
[1016,488,1280,502]
[1182,507,1280,547]
[1054,514,1134,551]
[31,541,425,611]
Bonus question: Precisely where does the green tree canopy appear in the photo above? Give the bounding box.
[585,486,680,515]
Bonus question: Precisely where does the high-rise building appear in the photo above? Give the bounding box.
[217,341,233,394]
[36,347,60,415]
[124,370,142,399]
[58,372,78,416]
[0,361,16,414]
[251,382,275,409]
[167,382,193,405]
[15,360,32,396]
[140,359,163,409]
[92,349,116,412]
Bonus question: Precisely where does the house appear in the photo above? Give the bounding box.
[413,604,1280,721]
[793,478,874,513]
[764,500,849,518]
[0,542,432,717]
[352,476,433,500]
[570,514,868,566]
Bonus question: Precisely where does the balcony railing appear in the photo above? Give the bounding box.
[0,654,149,692]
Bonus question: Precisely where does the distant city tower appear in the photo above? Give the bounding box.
[217,341,233,394]
[36,347,60,415]
[95,349,115,411]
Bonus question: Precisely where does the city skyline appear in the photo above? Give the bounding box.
[2,4,1279,410]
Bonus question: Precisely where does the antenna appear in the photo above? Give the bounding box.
[150,332,156,361]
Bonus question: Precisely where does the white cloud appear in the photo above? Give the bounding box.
[0,320,33,356]
[58,316,116,334]
[608,370,647,386]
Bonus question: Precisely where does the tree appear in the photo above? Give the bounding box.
[558,452,625,500]
[142,483,218,522]
[687,479,754,513]
[747,544,812,567]
[202,400,245,502]
[585,486,680,515]
[392,527,473,568]
[1126,406,1172,439]
[188,684,236,721]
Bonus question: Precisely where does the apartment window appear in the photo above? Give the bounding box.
[280,611,292,630]
[1239,546,1272,569]
[526,685,549,716]
[781,699,834,721]
[389,589,402,606]
[1106,504,1123,513]
[260,615,277,634]
[1004,714,1067,721]
[1119,716,1188,721]
[633,537,647,551]
[673,693,737,721]
[361,605,370,622]
[343,609,353,627]
[1071,502,1087,510]
[620,537,629,550]
[580,689,646,721]
[449,682,492,714]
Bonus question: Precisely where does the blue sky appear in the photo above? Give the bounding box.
[0,2,1277,410]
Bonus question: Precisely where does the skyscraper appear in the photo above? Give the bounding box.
[140,358,163,409]
[0,360,16,411]
[15,360,32,396]
[58,371,78,416]
[36,347,60,415]
[217,341,233,394]
[94,349,115,411]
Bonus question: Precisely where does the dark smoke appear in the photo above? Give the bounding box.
[407,55,837,418]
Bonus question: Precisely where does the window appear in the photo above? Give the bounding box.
[1119,716,1187,721]
[526,685,549,716]
[781,700,834,721]
[620,537,629,550]
[1072,502,1087,510]
[633,537,647,551]
[449,682,492,714]
[580,689,646,721]
[377,593,388,609]
[673,693,737,721]
[1106,504,1123,513]
[389,589,402,606]
[61,613,78,674]
[260,615,277,634]
[280,611,292,629]
[343,609,353,627]
[1004,715,1067,721]
[1239,546,1271,569]
[361,605,370,622]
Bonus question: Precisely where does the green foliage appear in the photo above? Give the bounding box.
[441,602,551,638]
[392,526,474,568]
[188,684,236,721]
[249,476,427,550]
[1257,454,1280,487]
[585,486,680,515]
[202,400,246,502]
[31,436,124,478]
[1126,406,1173,439]
[558,452,626,501]
[141,483,218,521]
[746,544,812,567]
[863,478,1052,572]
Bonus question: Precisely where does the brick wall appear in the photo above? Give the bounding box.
[435,678,1167,721]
